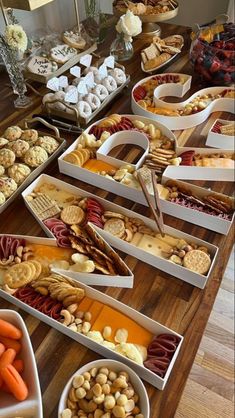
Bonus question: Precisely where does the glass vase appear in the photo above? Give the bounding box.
[0,35,31,108]
[110,33,134,62]
[84,0,101,43]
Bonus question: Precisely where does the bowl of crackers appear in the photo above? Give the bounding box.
[141,34,184,72]
[113,0,179,22]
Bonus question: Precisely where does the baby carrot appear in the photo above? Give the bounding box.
[0,348,16,370]
[0,343,5,357]
[1,364,28,401]
[12,359,24,373]
[0,319,22,340]
[0,336,21,353]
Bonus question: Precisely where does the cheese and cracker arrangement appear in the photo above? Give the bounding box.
[141,35,184,72]
[114,0,178,17]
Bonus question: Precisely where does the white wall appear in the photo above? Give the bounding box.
[0,0,231,36]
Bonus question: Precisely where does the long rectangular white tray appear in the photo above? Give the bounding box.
[22,174,219,289]
[0,277,183,390]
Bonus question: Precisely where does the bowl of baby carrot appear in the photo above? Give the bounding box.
[0,309,43,418]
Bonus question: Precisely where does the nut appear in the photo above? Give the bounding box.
[99,367,109,376]
[73,375,85,389]
[83,372,91,381]
[102,383,111,395]
[76,387,86,399]
[93,394,105,404]
[169,255,182,265]
[94,410,103,418]
[119,372,129,382]
[61,310,73,326]
[92,383,102,397]
[14,256,22,264]
[68,323,77,332]
[75,310,84,319]
[96,373,107,385]
[112,405,125,418]
[122,388,134,399]
[112,378,128,389]
[68,303,79,314]
[116,394,128,406]
[83,380,90,391]
[61,409,72,418]
[124,399,135,413]
[108,371,117,381]
[22,251,33,261]
[82,322,91,335]
[104,395,116,410]
[16,246,24,258]
[67,399,77,410]
[84,311,92,321]
[90,367,98,378]
[69,387,78,403]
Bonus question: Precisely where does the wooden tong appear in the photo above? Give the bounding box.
[137,170,165,237]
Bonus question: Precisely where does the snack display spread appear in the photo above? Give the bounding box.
[211,121,235,136]
[24,181,214,277]
[133,74,235,117]
[190,22,235,85]
[60,365,145,418]
[141,35,184,72]
[164,180,234,220]
[43,64,128,122]
[114,0,178,16]
[0,124,62,209]
[1,267,179,379]
[61,113,176,184]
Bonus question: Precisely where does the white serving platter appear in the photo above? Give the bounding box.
[22,174,219,289]
[0,309,43,418]
[0,117,66,215]
[161,176,234,235]
[131,74,235,130]
[206,119,235,150]
[0,232,133,289]
[0,277,184,390]
[58,359,150,418]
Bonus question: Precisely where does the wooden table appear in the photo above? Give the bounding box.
[0,23,234,418]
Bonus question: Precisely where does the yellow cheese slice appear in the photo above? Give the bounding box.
[77,296,94,313]
[88,301,104,326]
[155,233,180,247]
[137,234,172,256]
[91,305,153,347]
[130,232,143,247]
[83,159,117,173]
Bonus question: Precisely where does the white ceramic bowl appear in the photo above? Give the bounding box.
[58,359,150,418]
[0,309,43,418]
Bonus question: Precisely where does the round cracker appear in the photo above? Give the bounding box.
[183,249,211,275]
[63,152,81,165]
[4,262,32,289]
[104,218,125,237]
[61,205,85,225]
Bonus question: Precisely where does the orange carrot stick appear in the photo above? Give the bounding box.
[0,336,21,353]
[0,348,16,370]
[0,343,5,357]
[12,359,24,373]
[1,364,28,401]
[0,319,22,340]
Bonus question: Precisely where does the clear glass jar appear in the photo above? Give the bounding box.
[110,33,134,62]
[84,0,101,43]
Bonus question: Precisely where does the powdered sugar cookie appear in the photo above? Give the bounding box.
[77,101,92,118]
[4,126,22,141]
[7,139,30,158]
[0,191,5,206]
[36,136,59,155]
[102,75,117,93]
[27,55,58,75]
[93,84,109,102]
[62,31,86,49]
[24,146,48,167]
[50,44,77,64]
[0,138,9,148]
[109,68,126,85]
[0,176,17,198]
[84,93,101,111]
[8,163,31,185]
[21,129,38,145]
[0,148,15,168]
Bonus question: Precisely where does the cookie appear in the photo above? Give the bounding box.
[0,191,6,206]
[36,136,59,155]
[103,218,125,238]
[61,205,85,225]
[21,129,38,144]
[62,31,86,49]
[0,177,17,198]
[8,163,31,185]
[0,148,15,168]
[7,139,30,157]
[24,146,48,167]
[0,165,5,176]
[104,211,125,220]
[27,55,58,75]
[183,249,211,275]
[0,138,8,148]
[50,44,77,64]
[4,126,22,141]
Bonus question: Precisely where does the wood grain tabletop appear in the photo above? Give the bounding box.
[0,22,234,418]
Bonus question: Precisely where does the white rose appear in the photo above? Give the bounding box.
[116,10,142,42]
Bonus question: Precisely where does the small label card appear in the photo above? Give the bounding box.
[98,63,108,79]
[104,56,115,69]
[64,86,78,103]
[80,54,93,68]
[59,75,69,89]
[70,66,81,78]
[46,77,60,92]
[84,72,95,88]
[77,80,88,95]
